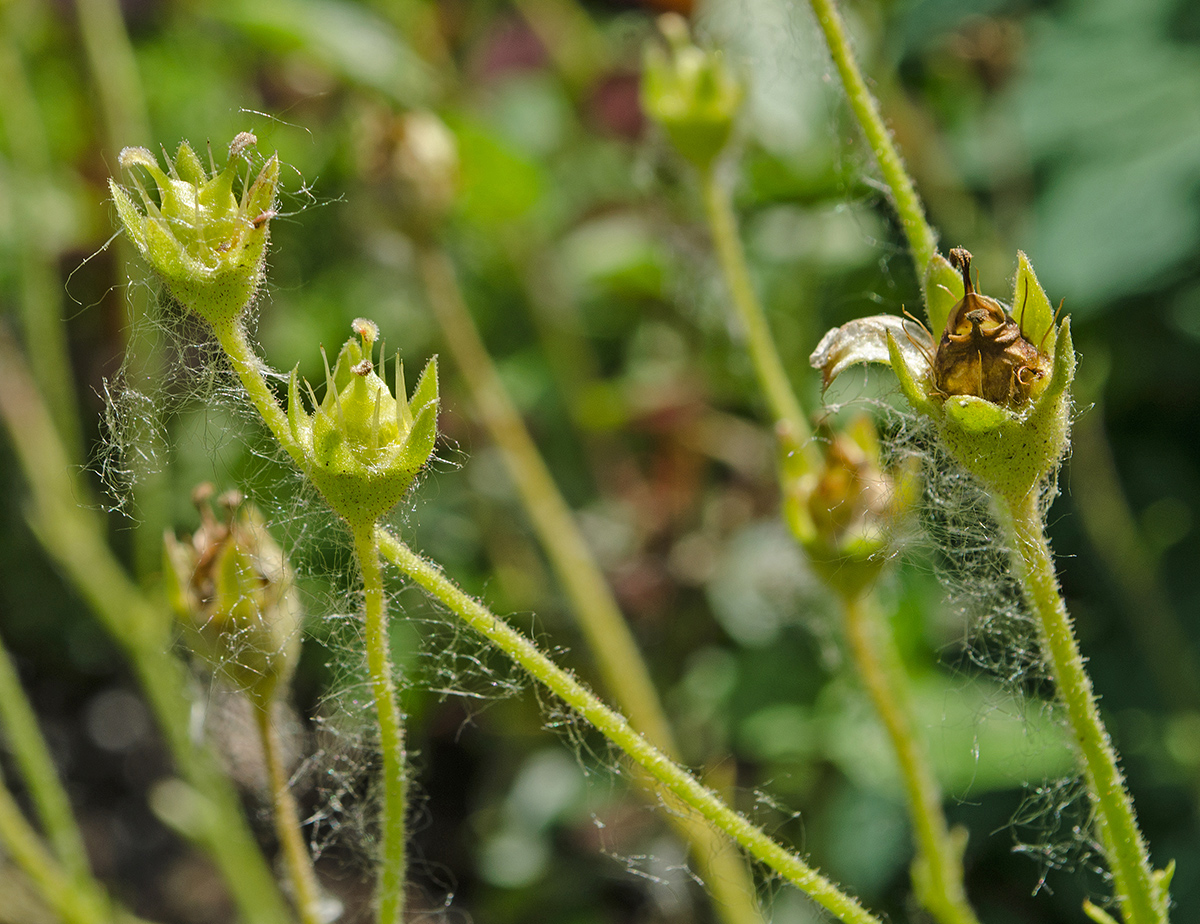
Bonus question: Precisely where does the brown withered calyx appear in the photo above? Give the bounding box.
[932,247,1050,407]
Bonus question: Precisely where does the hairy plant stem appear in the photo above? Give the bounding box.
[998,491,1167,924]
[0,332,294,924]
[839,592,979,924]
[255,707,324,924]
[700,168,817,465]
[212,319,410,922]
[352,523,408,924]
[376,529,883,924]
[807,0,937,278]
[700,158,977,924]
[414,242,764,924]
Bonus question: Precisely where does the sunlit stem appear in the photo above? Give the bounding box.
[807,0,938,278]
[377,529,883,924]
[353,522,408,924]
[997,491,1167,924]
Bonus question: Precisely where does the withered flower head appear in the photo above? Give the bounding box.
[933,248,1051,407]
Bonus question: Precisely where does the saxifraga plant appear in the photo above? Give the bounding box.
[0,2,1178,923]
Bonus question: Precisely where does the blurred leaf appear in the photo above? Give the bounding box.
[451,116,545,228]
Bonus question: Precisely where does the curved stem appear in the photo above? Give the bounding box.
[998,491,1167,924]
[839,592,979,924]
[352,523,407,924]
[807,0,938,278]
[255,707,324,924]
[210,320,305,464]
[700,169,817,467]
[415,243,763,924]
[377,529,883,924]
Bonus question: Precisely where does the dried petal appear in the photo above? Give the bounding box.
[809,315,934,388]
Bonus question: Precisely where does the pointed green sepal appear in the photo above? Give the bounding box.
[1013,251,1056,353]
[886,331,939,417]
[409,355,438,415]
[1081,900,1120,924]
[923,251,964,340]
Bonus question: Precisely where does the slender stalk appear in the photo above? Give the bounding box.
[998,491,1167,924]
[0,333,295,924]
[700,168,816,464]
[414,244,763,924]
[839,593,978,924]
[0,778,113,924]
[0,638,92,884]
[210,320,305,463]
[376,529,883,924]
[255,707,324,924]
[806,0,938,277]
[352,523,408,924]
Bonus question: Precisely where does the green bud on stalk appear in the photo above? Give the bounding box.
[110,132,280,327]
[641,13,743,171]
[163,486,301,710]
[288,319,439,528]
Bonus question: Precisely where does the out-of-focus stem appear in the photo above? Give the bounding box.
[0,26,83,458]
[255,708,324,924]
[699,168,818,469]
[0,331,294,924]
[0,638,92,885]
[839,593,979,924]
[414,243,764,924]
[999,491,1167,924]
[1071,408,1200,710]
[807,0,938,278]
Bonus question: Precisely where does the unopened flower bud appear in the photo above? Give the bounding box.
[288,319,439,526]
[641,14,743,170]
[163,486,301,709]
[110,133,280,328]
[781,416,916,594]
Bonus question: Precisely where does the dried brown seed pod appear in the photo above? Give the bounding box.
[932,247,1051,407]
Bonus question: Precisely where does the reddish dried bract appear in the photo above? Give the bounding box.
[932,247,1050,407]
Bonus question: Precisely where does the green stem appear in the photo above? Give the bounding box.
[0,332,294,924]
[998,491,1167,924]
[376,529,883,924]
[0,637,92,884]
[0,777,113,924]
[807,0,938,277]
[700,169,817,466]
[211,320,305,464]
[414,244,764,924]
[839,593,979,924]
[255,707,324,924]
[352,523,407,924]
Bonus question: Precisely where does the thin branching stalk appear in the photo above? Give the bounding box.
[806,0,937,277]
[997,492,1167,924]
[352,523,408,924]
[700,167,815,460]
[414,242,764,924]
[0,637,92,885]
[376,529,883,924]
[699,154,977,924]
[255,707,324,924]
[0,332,295,924]
[839,592,978,924]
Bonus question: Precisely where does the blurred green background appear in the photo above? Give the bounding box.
[1,0,1198,922]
